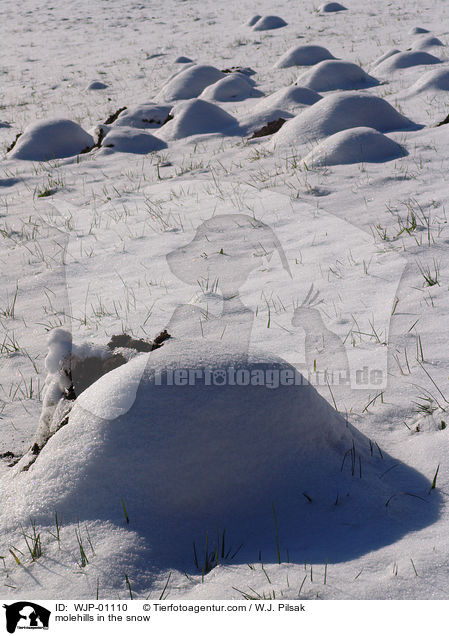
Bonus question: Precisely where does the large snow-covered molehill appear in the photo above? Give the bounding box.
[274,44,336,68]
[157,65,225,101]
[252,85,322,114]
[403,67,449,95]
[251,15,287,31]
[411,35,445,50]
[113,104,172,129]
[8,119,94,160]
[303,127,407,166]
[319,2,347,12]
[101,127,167,154]
[296,60,379,91]
[269,92,421,147]
[375,50,441,72]
[200,73,254,101]
[157,99,238,140]
[2,339,439,573]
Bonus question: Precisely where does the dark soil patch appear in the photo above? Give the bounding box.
[250,117,286,139]
[80,125,108,154]
[436,113,449,127]
[6,132,22,153]
[103,106,128,126]
[66,330,171,399]
[67,352,127,399]
[222,66,256,76]
[0,451,16,460]
[80,108,128,154]
[161,113,174,126]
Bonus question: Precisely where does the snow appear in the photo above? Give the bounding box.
[246,15,262,27]
[375,50,441,73]
[251,16,288,31]
[268,92,420,148]
[200,74,254,102]
[409,26,430,34]
[7,118,94,160]
[101,127,167,154]
[274,44,336,69]
[371,48,401,68]
[403,67,449,96]
[302,127,407,166]
[296,60,379,92]
[252,85,322,114]
[156,64,225,101]
[113,104,172,129]
[157,99,238,140]
[318,3,347,13]
[87,80,109,90]
[236,108,294,136]
[174,56,194,64]
[2,338,438,581]
[1,0,449,603]
[411,35,445,50]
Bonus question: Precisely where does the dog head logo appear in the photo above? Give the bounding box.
[3,602,51,633]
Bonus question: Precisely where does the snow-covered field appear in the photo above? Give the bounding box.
[0,0,448,600]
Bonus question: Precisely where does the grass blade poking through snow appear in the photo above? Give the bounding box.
[21,521,42,561]
[430,464,440,493]
[192,527,242,574]
[125,574,133,599]
[75,526,89,568]
[9,548,21,566]
[158,572,172,600]
[48,512,62,546]
[121,499,130,524]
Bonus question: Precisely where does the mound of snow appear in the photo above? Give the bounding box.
[296,60,379,91]
[246,15,261,26]
[101,127,167,154]
[252,15,287,31]
[157,99,238,140]
[303,126,407,166]
[411,35,445,50]
[5,339,437,569]
[174,56,193,63]
[253,85,322,114]
[376,50,441,72]
[372,48,401,68]
[237,107,293,136]
[156,64,225,101]
[114,103,172,129]
[200,74,253,101]
[274,44,335,68]
[8,119,94,161]
[319,2,347,12]
[87,80,108,90]
[409,26,430,35]
[269,92,420,147]
[405,67,449,94]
